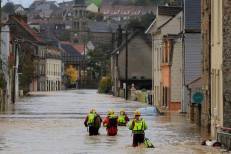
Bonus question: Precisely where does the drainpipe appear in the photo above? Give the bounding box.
[208,8,212,131]
[152,33,155,106]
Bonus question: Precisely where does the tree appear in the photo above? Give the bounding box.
[18,43,35,94]
[87,48,110,80]
[98,76,112,93]
[87,0,102,7]
[65,65,78,85]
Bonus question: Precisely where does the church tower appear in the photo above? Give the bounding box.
[72,0,88,43]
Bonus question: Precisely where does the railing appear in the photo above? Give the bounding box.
[217,127,231,150]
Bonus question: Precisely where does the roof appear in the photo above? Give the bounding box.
[187,77,202,89]
[184,0,201,31]
[73,44,85,55]
[86,3,99,13]
[10,16,44,43]
[58,1,74,7]
[30,0,58,9]
[145,19,156,33]
[111,31,151,55]
[100,5,156,17]
[145,7,182,34]
[88,21,118,33]
[158,6,182,16]
[14,4,24,10]
[74,0,86,5]
[61,42,83,57]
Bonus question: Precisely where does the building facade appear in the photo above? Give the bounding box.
[43,47,62,91]
[183,0,202,113]
[146,6,182,111]
[72,0,88,43]
[111,32,152,97]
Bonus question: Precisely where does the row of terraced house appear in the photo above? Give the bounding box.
[110,0,231,149]
[146,0,231,146]
[0,15,63,105]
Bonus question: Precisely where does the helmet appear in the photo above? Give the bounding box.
[108,109,114,115]
[134,110,141,116]
[90,109,96,113]
[120,109,125,114]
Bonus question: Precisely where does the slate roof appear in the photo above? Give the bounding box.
[74,0,86,5]
[101,5,155,17]
[14,4,24,10]
[73,44,85,55]
[184,0,201,31]
[158,6,182,16]
[88,21,119,33]
[61,42,82,57]
[111,30,151,55]
[10,16,44,43]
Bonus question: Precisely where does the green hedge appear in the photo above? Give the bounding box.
[98,76,112,94]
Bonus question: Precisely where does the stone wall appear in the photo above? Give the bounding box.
[223,0,231,128]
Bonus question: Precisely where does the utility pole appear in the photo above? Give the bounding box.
[125,29,128,100]
[83,34,86,89]
[0,0,3,106]
[12,39,20,104]
[12,42,17,104]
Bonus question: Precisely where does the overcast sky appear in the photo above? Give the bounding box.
[1,0,72,8]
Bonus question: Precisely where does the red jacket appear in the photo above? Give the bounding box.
[103,116,118,136]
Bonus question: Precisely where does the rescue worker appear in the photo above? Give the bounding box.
[103,109,118,136]
[84,109,102,136]
[128,110,148,147]
[117,109,129,126]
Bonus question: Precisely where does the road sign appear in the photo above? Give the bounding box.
[192,91,204,104]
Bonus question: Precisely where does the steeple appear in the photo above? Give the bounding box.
[72,0,88,43]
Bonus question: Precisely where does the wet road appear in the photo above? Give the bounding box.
[0,90,221,154]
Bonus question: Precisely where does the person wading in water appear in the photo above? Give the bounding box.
[103,109,118,136]
[128,110,148,147]
[84,109,102,136]
[117,109,129,126]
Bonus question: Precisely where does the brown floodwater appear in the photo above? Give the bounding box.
[0,90,223,154]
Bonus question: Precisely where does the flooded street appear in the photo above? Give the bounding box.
[0,90,220,154]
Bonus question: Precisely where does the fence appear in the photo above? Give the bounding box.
[217,131,231,150]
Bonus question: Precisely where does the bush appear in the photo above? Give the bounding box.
[98,76,112,93]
